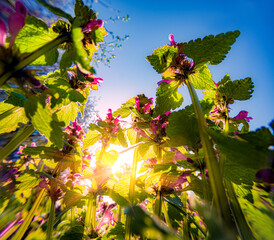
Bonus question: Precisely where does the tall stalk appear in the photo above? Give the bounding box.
[185,79,237,235]
[0,34,70,87]
[46,199,56,240]
[0,124,35,162]
[222,117,255,240]
[11,189,46,240]
[124,140,139,240]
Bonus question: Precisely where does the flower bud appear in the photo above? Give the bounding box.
[82,19,103,33]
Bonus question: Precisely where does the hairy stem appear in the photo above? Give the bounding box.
[0,34,70,87]
[46,199,56,240]
[125,140,139,240]
[11,189,46,240]
[0,124,35,162]
[185,79,237,234]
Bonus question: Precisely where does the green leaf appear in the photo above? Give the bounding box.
[217,74,254,101]
[53,102,79,127]
[45,76,85,108]
[106,222,125,240]
[208,129,269,169]
[15,16,59,65]
[60,224,84,240]
[239,196,274,240]
[35,0,73,21]
[74,0,96,22]
[184,30,240,66]
[72,17,95,74]
[83,130,101,149]
[0,102,29,134]
[63,190,83,208]
[17,170,41,190]
[24,95,63,149]
[60,49,75,75]
[126,205,182,239]
[188,64,216,90]
[96,150,119,165]
[167,104,200,148]
[238,127,274,149]
[5,92,27,107]
[155,81,183,115]
[113,97,136,118]
[146,45,178,73]
[91,27,106,45]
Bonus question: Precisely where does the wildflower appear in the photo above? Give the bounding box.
[169,34,177,47]
[82,19,103,33]
[255,169,274,184]
[233,110,253,122]
[105,109,121,135]
[96,202,116,229]
[135,95,153,114]
[157,78,175,85]
[0,0,27,47]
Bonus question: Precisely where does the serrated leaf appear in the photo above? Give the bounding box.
[113,97,136,118]
[0,102,29,134]
[167,105,200,148]
[60,49,75,75]
[63,190,83,208]
[217,75,254,101]
[5,92,26,107]
[74,0,96,22]
[184,30,240,66]
[24,96,63,148]
[72,17,94,74]
[146,45,178,73]
[208,129,269,169]
[188,64,216,90]
[83,130,101,149]
[137,142,156,161]
[155,81,183,115]
[96,150,119,165]
[106,222,125,240]
[91,27,107,45]
[17,171,41,190]
[15,16,59,65]
[53,102,79,127]
[60,224,84,240]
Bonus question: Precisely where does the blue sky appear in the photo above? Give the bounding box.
[53,0,271,131]
[90,0,274,131]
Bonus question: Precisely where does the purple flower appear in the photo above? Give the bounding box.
[82,19,103,33]
[234,111,253,122]
[0,18,7,46]
[157,78,175,85]
[96,202,116,229]
[0,1,27,47]
[169,34,177,47]
[256,169,274,184]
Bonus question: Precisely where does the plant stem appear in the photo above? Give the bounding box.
[154,190,162,217]
[0,124,35,162]
[71,206,75,226]
[182,183,190,240]
[222,116,255,239]
[0,34,70,87]
[162,201,172,228]
[92,194,97,230]
[46,199,56,240]
[125,141,139,240]
[11,189,46,240]
[85,196,93,235]
[185,79,237,234]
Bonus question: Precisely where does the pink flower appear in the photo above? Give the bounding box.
[0,1,27,47]
[135,96,153,114]
[169,34,177,47]
[157,79,175,85]
[234,111,253,122]
[82,19,103,33]
[0,18,7,46]
[96,202,116,229]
